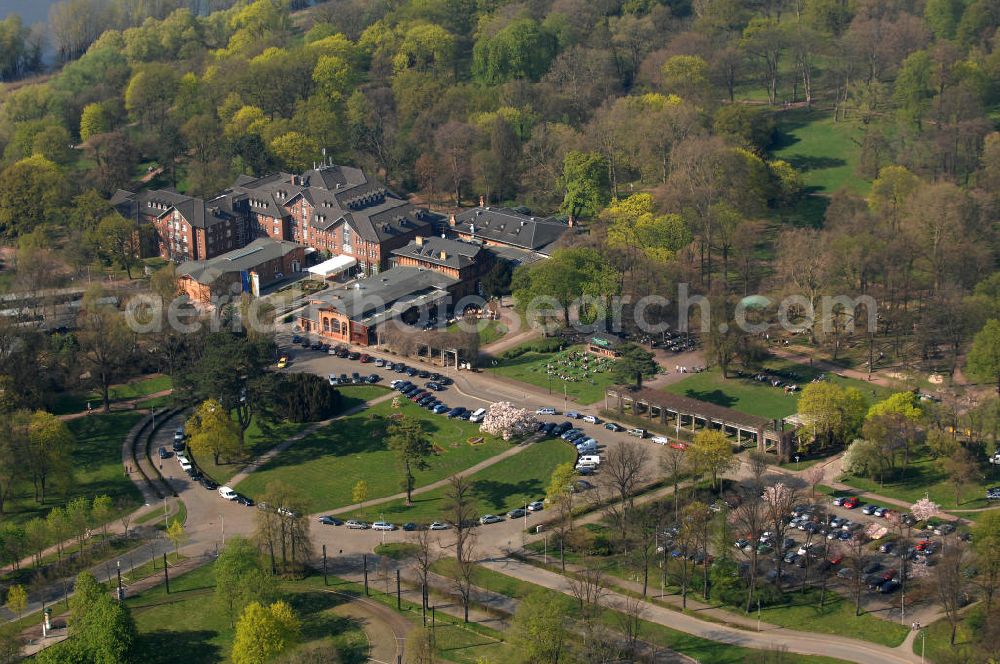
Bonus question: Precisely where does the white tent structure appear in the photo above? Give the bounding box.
[307,255,357,279]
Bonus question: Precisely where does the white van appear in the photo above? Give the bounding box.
[578,454,601,466]
[178,458,192,472]
[651,435,669,445]
[576,461,598,471]
[219,486,237,501]
[469,408,487,423]
[582,415,601,424]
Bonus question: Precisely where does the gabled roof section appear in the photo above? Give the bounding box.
[176,238,300,285]
[391,236,481,270]
[453,206,568,254]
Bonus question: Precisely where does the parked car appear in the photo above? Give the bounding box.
[346,520,369,529]
[527,501,544,511]
[582,415,601,424]
[934,523,956,536]
[433,404,450,414]
[359,354,371,363]
[862,504,879,515]
[784,551,800,564]
[879,541,896,554]
[276,356,288,369]
[372,521,396,531]
[842,497,860,509]
[158,447,170,459]
[375,359,386,367]
[236,495,255,507]
[429,522,450,530]
[319,516,343,526]
[565,411,581,419]
[507,508,526,518]
[348,352,360,360]
[426,382,444,391]
[479,514,502,525]
[604,422,624,432]
[536,407,557,415]
[219,486,237,501]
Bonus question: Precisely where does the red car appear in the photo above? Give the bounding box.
[843,497,860,509]
[359,354,371,363]
[669,441,688,450]
[828,554,844,565]
[881,568,897,581]
[915,540,933,552]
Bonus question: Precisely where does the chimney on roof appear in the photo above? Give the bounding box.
[439,251,448,260]
[479,195,485,207]
[449,213,456,227]
[415,236,424,246]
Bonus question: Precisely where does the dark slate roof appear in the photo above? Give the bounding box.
[113,189,240,229]
[453,206,569,254]
[230,164,434,243]
[305,266,457,324]
[391,236,481,270]
[176,238,300,285]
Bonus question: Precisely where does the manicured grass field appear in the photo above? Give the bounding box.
[431,560,852,664]
[339,438,577,524]
[840,451,1000,510]
[747,588,909,647]
[447,318,508,346]
[772,109,868,195]
[915,610,976,663]
[191,385,390,483]
[1,412,146,527]
[234,398,509,513]
[493,344,618,405]
[129,564,369,664]
[50,375,173,415]
[663,358,892,420]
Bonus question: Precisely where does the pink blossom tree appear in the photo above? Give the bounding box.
[480,402,537,441]
[911,497,941,522]
[802,464,825,497]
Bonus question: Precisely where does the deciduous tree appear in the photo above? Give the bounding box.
[387,415,432,505]
[232,600,300,664]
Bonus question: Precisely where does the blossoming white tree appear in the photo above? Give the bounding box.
[911,497,941,522]
[480,402,537,441]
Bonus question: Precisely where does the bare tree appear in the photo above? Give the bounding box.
[626,507,660,598]
[934,541,970,646]
[410,528,435,611]
[844,534,873,617]
[453,533,478,624]
[567,560,607,622]
[731,488,768,613]
[445,474,477,622]
[601,441,649,542]
[762,483,800,580]
[803,464,825,498]
[746,450,769,493]
[660,446,687,522]
[613,593,646,661]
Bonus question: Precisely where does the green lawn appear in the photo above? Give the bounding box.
[2,412,145,527]
[190,385,390,483]
[432,560,851,664]
[493,344,618,405]
[663,358,892,420]
[448,318,508,346]
[50,375,173,415]
[839,451,1000,510]
[745,588,909,647]
[234,398,510,513]
[129,564,369,664]
[915,610,977,663]
[772,109,869,195]
[339,438,577,524]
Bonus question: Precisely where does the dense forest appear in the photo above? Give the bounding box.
[2,0,1000,376]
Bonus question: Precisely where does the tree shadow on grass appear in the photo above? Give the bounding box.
[682,389,738,409]
[287,590,360,641]
[471,479,543,510]
[134,630,222,664]
[784,155,847,173]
